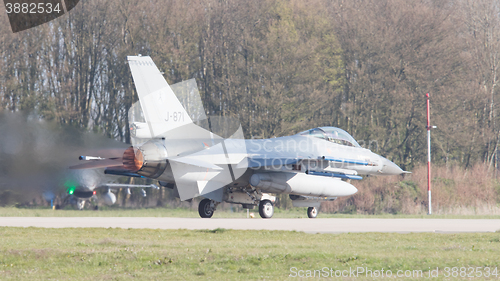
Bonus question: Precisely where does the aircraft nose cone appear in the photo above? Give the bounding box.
[380,157,404,175]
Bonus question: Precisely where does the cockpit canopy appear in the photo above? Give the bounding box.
[298,127,361,147]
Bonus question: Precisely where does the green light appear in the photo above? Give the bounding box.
[64,180,77,195]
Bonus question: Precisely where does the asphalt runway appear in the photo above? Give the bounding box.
[0,217,499,233]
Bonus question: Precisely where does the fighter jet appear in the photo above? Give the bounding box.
[72,55,407,218]
[56,169,158,210]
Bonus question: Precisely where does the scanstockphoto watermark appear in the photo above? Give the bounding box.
[244,137,381,171]
[289,267,500,278]
[290,267,429,278]
[247,138,379,154]
[246,155,364,171]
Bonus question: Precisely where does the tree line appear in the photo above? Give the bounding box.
[0,0,499,171]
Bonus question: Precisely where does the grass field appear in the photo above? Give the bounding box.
[1,227,500,280]
[2,206,500,219]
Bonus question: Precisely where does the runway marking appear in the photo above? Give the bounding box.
[0,217,499,233]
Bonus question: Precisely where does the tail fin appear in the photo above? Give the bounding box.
[127,55,192,138]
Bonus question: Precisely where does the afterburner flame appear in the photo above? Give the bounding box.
[123,146,143,171]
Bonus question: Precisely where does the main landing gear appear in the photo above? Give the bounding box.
[307,207,318,218]
[198,198,276,219]
[198,198,218,218]
[196,197,318,219]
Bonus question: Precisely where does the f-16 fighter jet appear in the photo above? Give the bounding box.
[72,56,407,218]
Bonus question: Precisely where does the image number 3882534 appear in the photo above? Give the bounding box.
[3,0,80,33]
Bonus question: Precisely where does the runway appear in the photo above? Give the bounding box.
[0,217,499,233]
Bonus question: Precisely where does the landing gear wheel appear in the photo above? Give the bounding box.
[307,207,318,218]
[198,199,215,218]
[77,200,85,210]
[259,200,274,219]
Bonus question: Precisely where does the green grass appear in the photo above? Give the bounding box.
[0,227,500,280]
[2,206,500,219]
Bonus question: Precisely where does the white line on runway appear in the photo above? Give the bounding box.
[0,217,499,233]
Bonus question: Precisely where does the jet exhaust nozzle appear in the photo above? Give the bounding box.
[122,140,168,178]
[123,146,144,172]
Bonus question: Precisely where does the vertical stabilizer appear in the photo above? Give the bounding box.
[127,56,192,138]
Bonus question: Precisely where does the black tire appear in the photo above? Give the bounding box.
[307,207,318,218]
[259,200,274,219]
[198,199,214,218]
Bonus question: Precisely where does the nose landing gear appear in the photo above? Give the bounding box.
[259,199,274,219]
